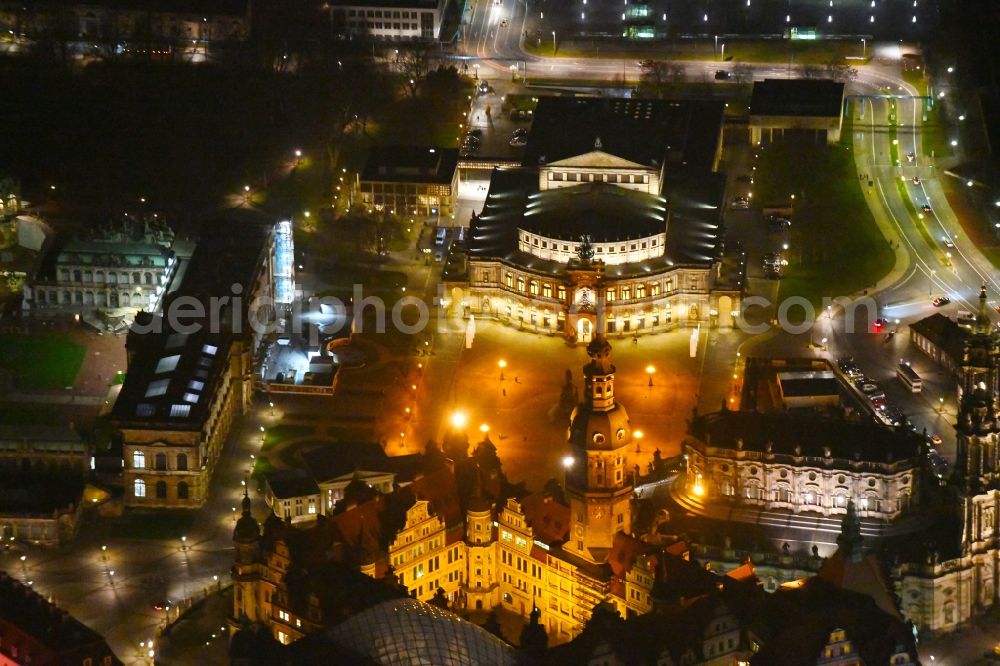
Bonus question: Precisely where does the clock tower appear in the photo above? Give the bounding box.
[564,334,634,564]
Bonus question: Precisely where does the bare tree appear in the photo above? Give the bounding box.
[638,60,686,98]
[732,61,754,89]
[799,63,825,79]
[398,44,433,97]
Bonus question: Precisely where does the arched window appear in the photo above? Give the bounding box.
[528,281,538,295]
[177,482,189,500]
[505,273,513,289]
[132,451,145,469]
[176,453,188,471]
[155,481,167,499]
[144,272,153,285]
[155,453,167,471]
[134,479,146,497]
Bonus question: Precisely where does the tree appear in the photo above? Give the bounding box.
[638,60,685,98]
[825,62,859,83]
[397,44,433,98]
[732,61,754,89]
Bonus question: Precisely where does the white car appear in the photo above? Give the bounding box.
[731,197,749,209]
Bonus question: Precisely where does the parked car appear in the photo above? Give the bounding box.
[731,196,749,209]
[932,296,951,307]
[714,70,732,80]
[509,134,528,147]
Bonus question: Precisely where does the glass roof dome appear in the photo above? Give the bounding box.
[327,598,517,666]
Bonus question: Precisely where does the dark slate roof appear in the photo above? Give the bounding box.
[520,181,668,241]
[112,216,272,426]
[0,572,121,663]
[267,469,321,499]
[360,146,459,185]
[688,411,922,464]
[778,373,840,398]
[750,79,845,118]
[909,313,968,365]
[751,577,915,666]
[468,168,725,275]
[523,97,725,173]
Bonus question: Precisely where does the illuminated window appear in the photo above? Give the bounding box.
[621,286,631,301]
[557,285,566,301]
[650,283,661,297]
[606,289,616,303]
[133,451,145,469]
[505,273,513,288]
[542,283,552,298]
[635,284,646,299]
[517,278,525,292]
[529,281,538,295]
[134,479,146,497]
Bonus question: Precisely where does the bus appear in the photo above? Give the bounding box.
[435,227,447,245]
[896,361,922,393]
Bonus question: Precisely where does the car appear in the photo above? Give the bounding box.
[466,128,483,139]
[638,59,654,68]
[907,151,915,162]
[731,196,749,209]
[929,434,943,447]
[433,251,443,262]
[912,176,921,185]
[477,80,489,95]
[932,296,951,307]
[714,70,732,80]
[873,317,887,331]
[500,18,509,27]
[509,135,527,147]
[512,127,528,138]
[921,203,932,213]
[941,237,954,248]
[152,599,173,611]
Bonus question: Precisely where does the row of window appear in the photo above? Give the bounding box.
[132,450,188,471]
[35,289,152,307]
[57,269,159,285]
[498,274,681,302]
[347,20,418,30]
[548,172,650,184]
[525,235,658,253]
[133,478,191,500]
[346,8,424,19]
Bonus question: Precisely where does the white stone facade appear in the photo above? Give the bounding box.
[685,443,919,521]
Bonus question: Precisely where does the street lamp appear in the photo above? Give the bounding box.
[646,365,655,387]
[692,473,705,497]
[561,454,574,486]
[861,38,866,59]
[180,535,188,552]
[243,185,251,205]
[634,429,644,453]
[449,410,468,430]
[479,424,490,434]
[498,359,507,381]
[551,31,556,54]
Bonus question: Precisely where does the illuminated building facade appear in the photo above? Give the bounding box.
[113,219,278,508]
[233,335,726,646]
[454,98,743,342]
[24,215,176,322]
[683,411,922,521]
[357,146,459,217]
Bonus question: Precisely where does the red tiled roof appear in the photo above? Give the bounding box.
[520,493,570,544]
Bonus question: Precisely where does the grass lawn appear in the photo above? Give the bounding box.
[921,102,953,160]
[111,510,197,540]
[756,135,893,307]
[262,424,315,450]
[0,333,85,389]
